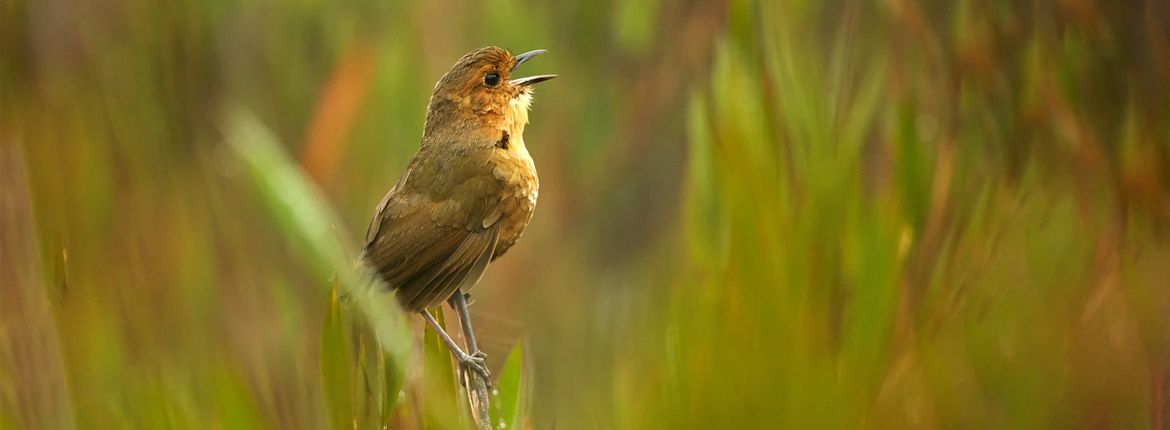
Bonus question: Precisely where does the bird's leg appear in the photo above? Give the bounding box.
[448,292,489,384]
[448,293,483,359]
[420,309,490,380]
[449,292,493,425]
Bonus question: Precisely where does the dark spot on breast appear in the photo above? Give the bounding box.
[496,130,510,150]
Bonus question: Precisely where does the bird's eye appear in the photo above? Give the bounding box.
[484,72,500,87]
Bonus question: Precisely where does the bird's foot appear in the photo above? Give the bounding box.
[456,350,491,384]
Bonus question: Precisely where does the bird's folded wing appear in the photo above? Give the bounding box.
[362,200,500,311]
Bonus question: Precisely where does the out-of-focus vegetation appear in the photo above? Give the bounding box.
[643,1,1169,427]
[2,0,1167,429]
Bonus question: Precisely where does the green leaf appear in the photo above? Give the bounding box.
[381,348,406,428]
[320,282,353,430]
[493,342,528,430]
[422,307,464,430]
[223,106,420,428]
[222,105,414,381]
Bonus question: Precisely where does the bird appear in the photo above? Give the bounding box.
[360,47,554,380]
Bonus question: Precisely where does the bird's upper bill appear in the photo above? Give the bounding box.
[509,49,556,87]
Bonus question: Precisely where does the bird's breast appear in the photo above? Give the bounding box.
[490,139,538,257]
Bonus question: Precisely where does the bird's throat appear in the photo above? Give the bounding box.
[507,89,534,130]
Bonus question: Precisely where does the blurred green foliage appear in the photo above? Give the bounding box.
[2,0,1167,428]
[637,1,1167,428]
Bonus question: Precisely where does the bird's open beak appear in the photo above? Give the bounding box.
[511,49,557,86]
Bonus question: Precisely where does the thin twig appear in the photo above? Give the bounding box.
[452,293,492,430]
[462,368,492,430]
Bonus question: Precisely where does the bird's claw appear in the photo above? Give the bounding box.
[457,350,491,383]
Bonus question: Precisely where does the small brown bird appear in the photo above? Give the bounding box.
[361,47,554,379]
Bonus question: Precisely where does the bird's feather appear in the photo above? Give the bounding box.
[361,185,500,311]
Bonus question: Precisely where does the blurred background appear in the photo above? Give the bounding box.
[2,0,1168,428]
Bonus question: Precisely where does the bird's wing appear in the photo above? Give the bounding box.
[361,188,500,311]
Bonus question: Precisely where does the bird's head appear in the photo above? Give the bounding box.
[423,47,555,139]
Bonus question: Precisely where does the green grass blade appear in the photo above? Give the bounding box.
[422,308,464,430]
[320,282,353,430]
[493,342,527,430]
[221,105,414,409]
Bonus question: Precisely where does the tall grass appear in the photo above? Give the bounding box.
[2,0,1165,428]
[610,0,1168,427]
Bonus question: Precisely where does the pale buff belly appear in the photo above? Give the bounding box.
[490,144,538,260]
